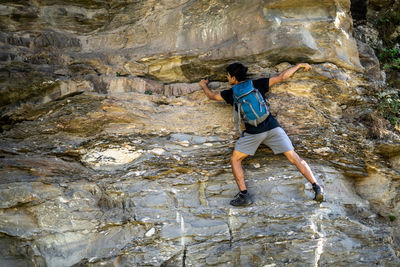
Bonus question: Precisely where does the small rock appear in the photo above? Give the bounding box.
[81,148,142,167]
[178,140,190,147]
[145,228,156,237]
[313,147,332,155]
[253,163,261,168]
[149,148,165,155]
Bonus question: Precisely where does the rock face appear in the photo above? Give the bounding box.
[0,0,400,266]
[1,91,399,267]
[0,0,364,108]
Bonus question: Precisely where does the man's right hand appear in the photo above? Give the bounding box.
[199,79,209,88]
[199,79,224,101]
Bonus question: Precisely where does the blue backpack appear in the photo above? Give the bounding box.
[232,80,270,133]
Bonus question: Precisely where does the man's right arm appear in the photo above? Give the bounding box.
[199,80,224,101]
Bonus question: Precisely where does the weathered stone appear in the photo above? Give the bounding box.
[1,0,364,90]
[123,61,148,77]
[354,23,382,49]
[356,40,382,81]
[164,83,202,97]
[0,0,400,266]
[390,155,400,172]
[355,170,397,208]
[0,109,399,265]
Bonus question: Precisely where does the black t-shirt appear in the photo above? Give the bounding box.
[220,77,280,134]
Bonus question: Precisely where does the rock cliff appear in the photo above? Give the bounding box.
[0,0,400,266]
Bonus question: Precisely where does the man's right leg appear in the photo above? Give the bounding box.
[230,149,249,191]
[230,132,266,206]
[230,149,253,206]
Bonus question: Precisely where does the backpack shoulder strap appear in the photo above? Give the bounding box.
[233,103,242,134]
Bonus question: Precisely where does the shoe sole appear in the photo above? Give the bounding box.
[314,194,324,202]
[230,201,253,207]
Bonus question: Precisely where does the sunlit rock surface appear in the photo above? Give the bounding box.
[0,0,364,108]
[0,0,400,266]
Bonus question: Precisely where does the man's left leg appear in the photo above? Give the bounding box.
[283,150,324,201]
[283,150,315,184]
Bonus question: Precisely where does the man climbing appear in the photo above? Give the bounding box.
[199,62,324,206]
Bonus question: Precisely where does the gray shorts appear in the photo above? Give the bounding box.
[235,127,294,155]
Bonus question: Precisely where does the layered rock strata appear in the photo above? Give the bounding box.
[0,0,399,266]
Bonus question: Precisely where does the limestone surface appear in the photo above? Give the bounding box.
[0,0,400,266]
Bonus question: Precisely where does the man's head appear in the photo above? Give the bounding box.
[226,63,248,85]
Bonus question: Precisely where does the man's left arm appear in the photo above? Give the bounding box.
[269,63,312,87]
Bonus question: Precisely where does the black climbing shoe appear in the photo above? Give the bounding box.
[312,183,324,202]
[230,192,253,206]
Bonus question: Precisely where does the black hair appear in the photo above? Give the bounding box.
[226,62,248,82]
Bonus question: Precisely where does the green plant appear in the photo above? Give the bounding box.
[381,47,399,59]
[145,90,152,95]
[375,4,400,46]
[378,92,400,128]
[383,58,400,70]
[379,16,391,23]
[388,214,397,222]
[379,47,400,70]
